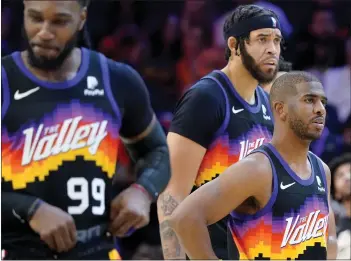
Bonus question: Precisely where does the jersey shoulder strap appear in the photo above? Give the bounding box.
[201,70,231,138]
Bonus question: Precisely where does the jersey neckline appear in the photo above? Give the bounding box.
[266,143,315,186]
[214,70,262,113]
[12,47,90,90]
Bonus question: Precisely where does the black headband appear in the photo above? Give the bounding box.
[225,15,281,39]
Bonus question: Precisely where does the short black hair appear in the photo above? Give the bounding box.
[269,71,321,107]
[329,153,351,198]
[223,5,279,61]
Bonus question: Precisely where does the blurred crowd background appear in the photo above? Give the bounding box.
[2,0,350,259]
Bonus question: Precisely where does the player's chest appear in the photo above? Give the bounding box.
[222,118,273,160]
[5,76,119,130]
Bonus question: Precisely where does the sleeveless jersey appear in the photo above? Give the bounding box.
[194,70,274,187]
[192,70,274,258]
[1,48,122,259]
[228,144,329,260]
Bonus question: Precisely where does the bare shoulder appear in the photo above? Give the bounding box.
[244,151,273,175]
[223,151,273,188]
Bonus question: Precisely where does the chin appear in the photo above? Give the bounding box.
[35,53,58,60]
[306,133,323,141]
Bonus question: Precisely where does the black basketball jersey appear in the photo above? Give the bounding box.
[192,71,274,258]
[227,144,329,260]
[1,48,124,259]
[194,71,274,187]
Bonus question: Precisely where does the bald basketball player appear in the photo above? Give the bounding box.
[169,71,337,260]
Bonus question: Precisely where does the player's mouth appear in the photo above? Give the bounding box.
[311,116,325,129]
[262,59,277,69]
[32,44,59,56]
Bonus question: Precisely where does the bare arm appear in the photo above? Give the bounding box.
[157,133,207,259]
[157,83,226,259]
[169,154,271,259]
[322,162,338,259]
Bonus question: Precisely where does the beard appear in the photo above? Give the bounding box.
[23,28,79,71]
[240,43,278,85]
[288,109,322,141]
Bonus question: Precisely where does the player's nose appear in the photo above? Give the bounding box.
[314,100,326,116]
[266,41,279,56]
[37,22,55,41]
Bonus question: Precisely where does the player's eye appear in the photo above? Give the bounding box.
[29,15,43,23]
[305,98,314,103]
[258,37,267,44]
[274,38,281,45]
[52,19,69,26]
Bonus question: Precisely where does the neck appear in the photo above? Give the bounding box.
[270,126,310,166]
[21,48,81,82]
[222,59,258,104]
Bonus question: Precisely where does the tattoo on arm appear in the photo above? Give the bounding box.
[160,220,182,257]
[159,193,184,258]
[160,193,179,216]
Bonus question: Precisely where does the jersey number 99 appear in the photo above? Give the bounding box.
[67,177,105,215]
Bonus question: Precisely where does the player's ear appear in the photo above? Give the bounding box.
[227,36,239,57]
[78,7,87,30]
[273,101,287,121]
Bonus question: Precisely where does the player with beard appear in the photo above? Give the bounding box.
[158,5,281,260]
[169,71,337,260]
[1,0,170,259]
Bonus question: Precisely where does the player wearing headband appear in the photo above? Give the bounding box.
[158,5,282,260]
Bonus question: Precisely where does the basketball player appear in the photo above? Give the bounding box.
[1,0,170,259]
[169,71,337,260]
[158,5,281,259]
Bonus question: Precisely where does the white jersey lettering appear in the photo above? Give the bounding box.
[281,210,328,248]
[21,116,108,166]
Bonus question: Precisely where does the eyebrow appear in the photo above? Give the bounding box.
[256,33,283,40]
[304,93,328,102]
[27,8,72,18]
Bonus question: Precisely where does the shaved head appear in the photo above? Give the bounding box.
[269,71,321,107]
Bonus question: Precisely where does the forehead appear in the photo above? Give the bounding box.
[295,81,325,97]
[24,1,80,15]
[250,28,282,38]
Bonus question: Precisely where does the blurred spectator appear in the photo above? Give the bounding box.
[180,0,216,36]
[98,24,150,69]
[150,15,181,60]
[341,114,351,154]
[323,36,351,124]
[329,153,351,259]
[293,8,345,71]
[194,47,226,79]
[140,15,181,114]
[176,22,208,95]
